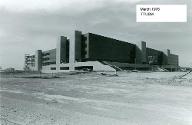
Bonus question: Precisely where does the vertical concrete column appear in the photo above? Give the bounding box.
[56,36,69,71]
[75,30,82,62]
[85,33,89,59]
[167,49,170,56]
[141,41,147,63]
[35,50,42,71]
[135,45,142,64]
[56,36,68,65]
[69,34,74,63]
[69,34,75,71]
[177,56,179,66]
[56,36,61,68]
[167,49,170,65]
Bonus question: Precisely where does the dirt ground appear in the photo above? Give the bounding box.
[0,71,192,125]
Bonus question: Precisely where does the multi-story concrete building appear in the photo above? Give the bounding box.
[24,30,179,73]
[24,54,35,71]
[75,31,136,63]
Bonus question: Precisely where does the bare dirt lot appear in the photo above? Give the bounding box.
[0,72,192,125]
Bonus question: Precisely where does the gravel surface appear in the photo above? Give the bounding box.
[0,72,192,125]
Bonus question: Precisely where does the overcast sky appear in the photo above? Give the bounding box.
[0,0,191,69]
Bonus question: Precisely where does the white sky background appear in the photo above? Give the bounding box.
[0,0,192,69]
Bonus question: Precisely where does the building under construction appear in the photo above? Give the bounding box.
[24,30,179,73]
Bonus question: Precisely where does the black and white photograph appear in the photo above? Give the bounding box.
[0,0,192,125]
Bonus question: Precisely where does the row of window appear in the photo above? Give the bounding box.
[43,62,56,66]
[42,53,50,56]
[42,57,49,61]
[50,67,69,70]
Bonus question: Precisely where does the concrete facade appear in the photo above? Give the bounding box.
[166,49,179,66]
[141,41,147,63]
[146,48,164,65]
[83,33,136,63]
[75,31,83,62]
[24,54,35,71]
[35,50,42,71]
[24,30,179,73]
[56,36,69,64]
[42,49,56,66]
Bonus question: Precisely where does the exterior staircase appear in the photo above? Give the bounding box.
[100,61,123,71]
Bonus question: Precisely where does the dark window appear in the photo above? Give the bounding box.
[43,57,49,61]
[50,62,56,64]
[75,66,93,71]
[50,67,56,70]
[43,53,50,56]
[60,67,69,70]
[43,62,56,66]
